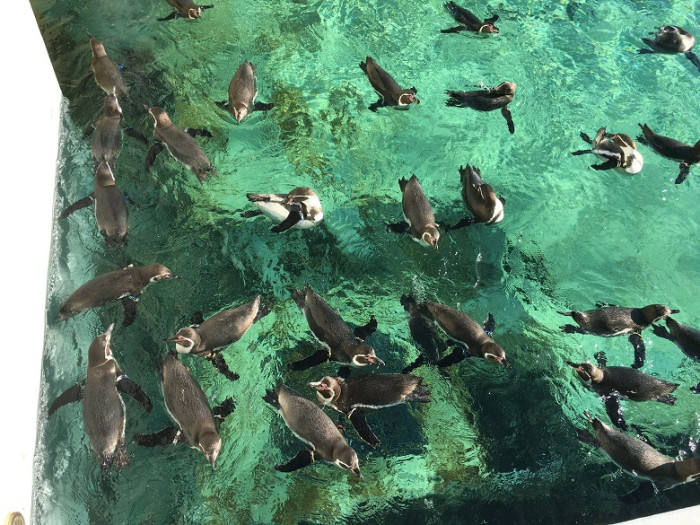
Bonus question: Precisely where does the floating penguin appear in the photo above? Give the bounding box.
[289,285,383,373]
[60,162,129,248]
[652,317,700,393]
[558,303,679,368]
[134,353,234,471]
[241,187,323,232]
[637,123,700,184]
[58,263,178,325]
[577,413,700,503]
[91,90,122,165]
[159,0,214,21]
[263,382,362,477]
[88,37,127,97]
[440,2,499,34]
[48,324,152,473]
[359,56,419,112]
[638,26,700,73]
[445,82,516,134]
[572,128,644,174]
[308,374,431,448]
[216,60,274,123]
[400,294,447,374]
[447,165,504,230]
[387,175,440,250]
[144,106,215,183]
[164,296,270,381]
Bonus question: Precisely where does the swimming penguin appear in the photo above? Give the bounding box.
[387,175,440,250]
[144,106,215,183]
[134,353,234,471]
[445,82,516,134]
[652,317,700,393]
[638,26,700,73]
[308,374,431,448]
[216,60,274,123]
[48,324,152,473]
[58,263,178,325]
[359,57,419,112]
[559,303,679,368]
[164,296,270,381]
[577,413,700,503]
[440,1,499,34]
[159,0,214,21]
[263,382,362,477]
[91,90,122,165]
[88,37,127,97]
[637,123,700,184]
[447,165,505,230]
[289,285,383,372]
[572,127,644,175]
[241,187,323,232]
[60,162,129,248]
[400,294,447,374]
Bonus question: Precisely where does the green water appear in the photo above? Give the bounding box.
[30,0,700,523]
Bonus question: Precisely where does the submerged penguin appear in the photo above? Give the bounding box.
[638,25,700,73]
[164,296,270,381]
[48,324,152,473]
[159,0,214,21]
[88,37,127,97]
[359,57,419,112]
[241,187,323,232]
[144,106,215,183]
[289,285,383,372]
[445,82,516,134]
[440,1,499,34]
[134,353,234,471]
[216,60,274,123]
[308,374,431,448]
[387,175,440,250]
[58,263,178,325]
[637,123,700,184]
[447,165,505,230]
[400,294,447,374]
[652,317,700,393]
[263,382,362,477]
[60,162,129,248]
[572,128,644,175]
[91,90,122,165]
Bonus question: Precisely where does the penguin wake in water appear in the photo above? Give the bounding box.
[48,324,152,473]
[444,165,505,231]
[637,123,700,184]
[572,128,644,174]
[216,60,274,123]
[158,0,213,21]
[164,296,270,381]
[400,294,447,374]
[388,175,441,250]
[638,25,700,73]
[445,82,516,134]
[241,187,323,232]
[440,1,499,34]
[359,56,419,112]
[652,317,700,393]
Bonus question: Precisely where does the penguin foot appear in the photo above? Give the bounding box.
[691,382,700,394]
[559,324,584,334]
[675,162,690,184]
[651,324,672,340]
[593,351,607,367]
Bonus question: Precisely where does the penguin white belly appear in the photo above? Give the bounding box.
[487,199,505,224]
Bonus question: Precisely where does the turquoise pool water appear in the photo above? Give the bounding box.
[31,0,699,523]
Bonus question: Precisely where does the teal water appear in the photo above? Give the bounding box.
[30,0,700,523]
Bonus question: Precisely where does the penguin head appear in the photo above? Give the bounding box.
[198,429,221,472]
[232,103,249,123]
[397,89,420,106]
[88,323,115,367]
[95,162,117,187]
[187,7,203,19]
[567,362,602,385]
[479,22,499,34]
[495,82,516,96]
[146,264,179,282]
[164,327,199,354]
[350,345,385,367]
[642,304,680,325]
[333,444,362,479]
[89,38,107,58]
[308,376,341,405]
[421,226,440,251]
[146,106,172,127]
[481,342,509,368]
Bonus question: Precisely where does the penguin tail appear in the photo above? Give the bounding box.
[291,288,306,309]
[255,302,271,322]
[398,176,409,191]
[359,60,367,73]
[400,294,416,311]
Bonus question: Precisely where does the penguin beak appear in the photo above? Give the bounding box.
[308,381,329,391]
[354,468,364,480]
[367,354,385,366]
[164,335,187,343]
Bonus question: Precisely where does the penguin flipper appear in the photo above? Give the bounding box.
[241,209,263,218]
[158,11,178,21]
[186,128,213,138]
[270,209,303,233]
[387,221,411,234]
[402,354,426,374]
[215,100,228,109]
[435,347,468,368]
[501,106,515,134]
[48,382,84,416]
[651,324,672,341]
[207,353,240,381]
[354,315,377,341]
[560,324,585,334]
[619,481,658,504]
[685,51,700,73]
[443,217,474,231]
[675,162,690,184]
[124,126,149,145]
[253,101,274,112]
[276,449,314,472]
[201,4,214,10]
[121,296,139,327]
[289,349,330,371]
[349,410,381,448]
[368,98,385,112]
[190,311,205,325]
[212,397,235,421]
[440,26,467,34]
[483,313,496,334]
[145,143,164,173]
[629,333,646,369]
[603,394,627,430]
[593,350,608,367]
[60,195,95,219]
[116,376,153,412]
[134,426,181,447]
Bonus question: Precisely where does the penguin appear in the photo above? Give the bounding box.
[652,317,700,393]
[308,374,430,448]
[263,382,362,477]
[440,1,499,34]
[359,57,419,112]
[241,187,323,233]
[159,0,214,21]
[164,296,270,381]
[134,353,234,471]
[48,324,152,473]
[144,106,215,183]
[91,90,122,165]
[216,60,274,123]
[559,303,679,368]
[289,285,384,372]
[60,162,129,248]
[447,165,504,230]
[445,82,516,134]
[572,127,644,175]
[58,263,178,325]
[638,26,700,73]
[387,175,440,250]
[637,123,700,184]
[400,294,447,374]
[577,413,700,503]
[88,37,127,98]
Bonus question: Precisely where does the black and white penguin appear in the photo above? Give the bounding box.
[445,82,516,134]
[359,57,419,112]
[289,285,383,372]
[652,317,700,393]
[58,263,178,325]
[88,37,127,97]
[440,1,499,34]
[216,60,273,123]
[447,165,504,230]
[241,187,323,233]
[572,127,644,174]
[91,90,122,165]
[48,324,152,473]
[308,374,430,448]
[400,294,447,374]
[637,123,700,184]
[164,296,270,381]
[387,175,440,250]
[263,382,362,477]
[134,353,234,471]
[638,25,700,72]
[144,106,215,183]
[158,0,214,21]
